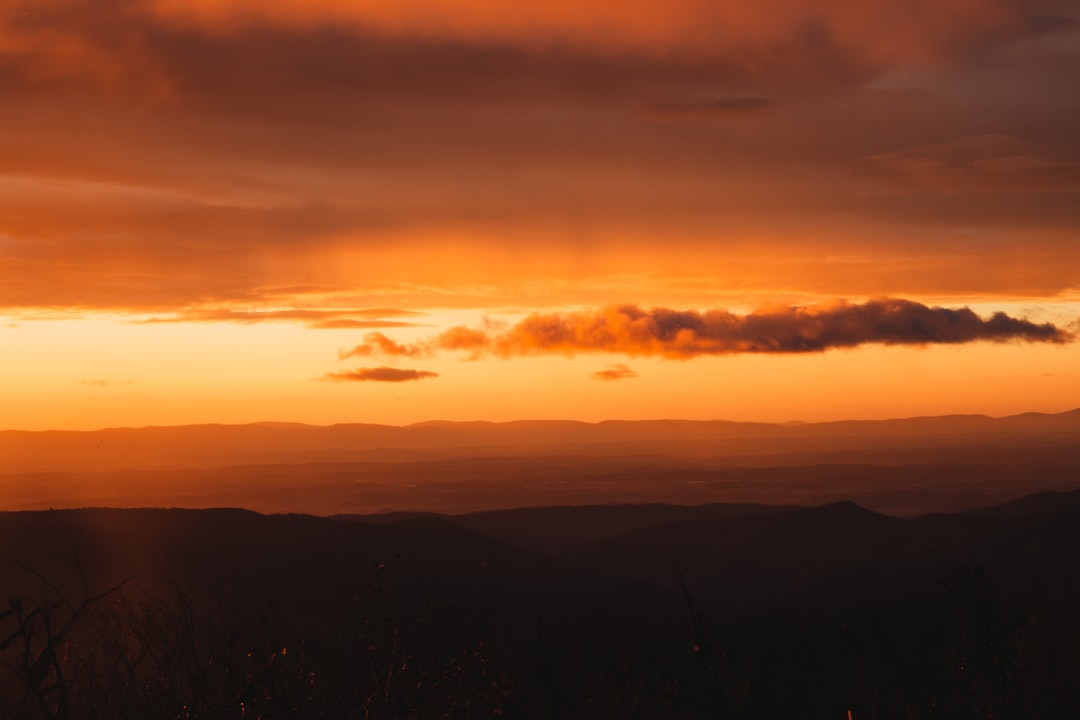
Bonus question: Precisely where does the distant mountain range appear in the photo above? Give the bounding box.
[3,409,1078,517]
[4,408,1080,472]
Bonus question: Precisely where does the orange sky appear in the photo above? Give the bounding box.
[2,0,1079,429]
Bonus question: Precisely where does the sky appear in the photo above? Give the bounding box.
[2,0,1079,430]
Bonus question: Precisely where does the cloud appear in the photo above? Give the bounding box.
[345,299,1073,360]
[1028,14,1078,35]
[592,363,638,381]
[1,0,1078,313]
[340,332,426,359]
[867,135,1080,193]
[308,319,422,330]
[323,367,438,382]
[139,308,424,329]
[143,0,1042,69]
[644,97,776,119]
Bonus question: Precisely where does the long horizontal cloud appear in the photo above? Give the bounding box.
[323,367,438,382]
[342,299,1073,360]
[147,0,1040,67]
[139,307,424,329]
[7,0,1045,102]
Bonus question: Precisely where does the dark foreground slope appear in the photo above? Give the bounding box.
[3,494,1080,719]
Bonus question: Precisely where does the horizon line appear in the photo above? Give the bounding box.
[4,406,1079,435]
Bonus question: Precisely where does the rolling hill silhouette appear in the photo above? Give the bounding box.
[3,491,1080,717]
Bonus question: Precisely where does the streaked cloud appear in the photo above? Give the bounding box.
[146,0,1043,66]
[308,319,421,330]
[867,135,1080,193]
[139,308,425,329]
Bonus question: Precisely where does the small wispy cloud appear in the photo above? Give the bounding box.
[323,367,439,383]
[309,319,421,330]
[592,363,638,381]
[139,307,426,329]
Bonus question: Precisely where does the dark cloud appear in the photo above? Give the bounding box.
[592,364,639,381]
[2,0,1046,95]
[323,367,438,383]
[345,299,1073,360]
[1028,14,1078,34]
[866,135,1080,193]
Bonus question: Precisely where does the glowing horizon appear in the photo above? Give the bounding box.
[2,0,1079,431]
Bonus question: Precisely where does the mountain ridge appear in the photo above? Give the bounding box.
[6,406,1080,436]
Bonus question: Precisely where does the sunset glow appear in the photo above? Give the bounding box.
[2,0,1079,430]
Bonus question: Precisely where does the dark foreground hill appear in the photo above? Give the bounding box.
[3,493,1080,719]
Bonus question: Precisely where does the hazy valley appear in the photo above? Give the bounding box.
[4,410,1079,516]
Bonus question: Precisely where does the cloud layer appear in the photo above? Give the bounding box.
[0,0,1077,311]
[343,299,1072,360]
